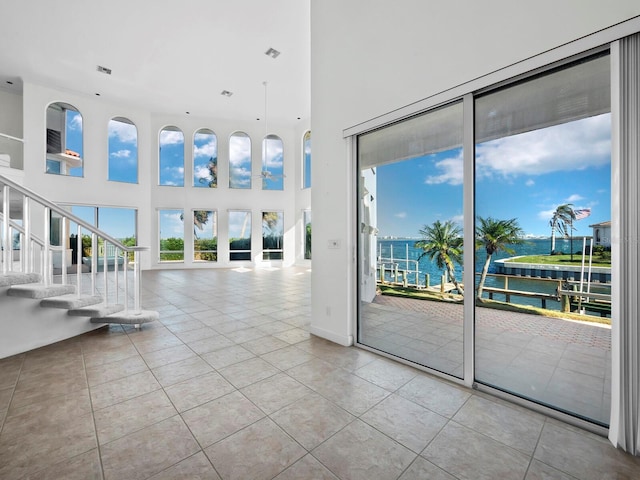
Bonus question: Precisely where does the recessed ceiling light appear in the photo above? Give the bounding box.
[265,48,281,59]
[6,81,13,85]
[96,65,112,75]
[186,111,190,115]
[95,93,100,96]
[221,90,233,97]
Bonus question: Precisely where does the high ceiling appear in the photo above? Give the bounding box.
[0,0,310,126]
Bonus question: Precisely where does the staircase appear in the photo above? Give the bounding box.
[1,173,158,359]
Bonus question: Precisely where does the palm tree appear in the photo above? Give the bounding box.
[476,217,524,300]
[414,220,464,294]
[549,204,576,254]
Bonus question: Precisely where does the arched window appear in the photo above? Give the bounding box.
[108,117,138,183]
[302,130,311,189]
[229,132,251,189]
[45,102,83,177]
[193,129,217,188]
[159,126,184,186]
[261,134,284,190]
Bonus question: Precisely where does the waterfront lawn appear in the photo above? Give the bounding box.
[510,254,611,267]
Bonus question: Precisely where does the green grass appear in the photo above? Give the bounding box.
[377,284,611,325]
[509,254,610,267]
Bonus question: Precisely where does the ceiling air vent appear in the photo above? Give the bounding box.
[96,65,112,75]
[265,48,280,59]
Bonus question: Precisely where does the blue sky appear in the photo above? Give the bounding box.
[108,119,138,183]
[375,113,611,238]
[70,206,136,240]
[159,129,185,186]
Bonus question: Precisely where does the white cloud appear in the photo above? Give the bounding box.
[394,212,407,219]
[229,135,251,167]
[68,112,83,130]
[425,151,463,185]
[194,134,217,158]
[566,194,584,202]
[110,149,131,158]
[450,214,464,224]
[109,120,137,143]
[537,208,556,221]
[159,129,184,146]
[476,114,610,179]
[194,164,212,181]
[525,179,535,187]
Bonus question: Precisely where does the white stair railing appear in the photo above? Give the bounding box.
[0,174,148,314]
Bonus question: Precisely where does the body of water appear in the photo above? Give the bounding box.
[377,237,606,311]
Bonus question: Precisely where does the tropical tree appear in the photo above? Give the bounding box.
[549,204,576,254]
[476,217,525,300]
[414,220,464,294]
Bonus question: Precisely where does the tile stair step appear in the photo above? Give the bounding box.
[40,294,104,310]
[7,283,76,299]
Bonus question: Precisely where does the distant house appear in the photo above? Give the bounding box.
[590,221,611,247]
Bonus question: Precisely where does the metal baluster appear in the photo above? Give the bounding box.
[123,249,129,311]
[103,240,108,303]
[114,247,119,304]
[77,225,83,297]
[2,185,10,273]
[134,249,141,314]
[61,215,67,285]
[43,206,50,285]
[91,233,97,296]
[23,196,30,273]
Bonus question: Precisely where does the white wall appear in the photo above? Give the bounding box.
[0,88,24,170]
[309,0,640,345]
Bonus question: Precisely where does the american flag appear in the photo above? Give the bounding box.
[574,208,591,220]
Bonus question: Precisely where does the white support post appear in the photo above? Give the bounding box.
[91,233,97,296]
[61,216,67,285]
[43,207,50,286]
[103,241,108,303]
[134,249,141,314]
[76,224,82,297]
[2,185,10,274]
[23,196,30,273]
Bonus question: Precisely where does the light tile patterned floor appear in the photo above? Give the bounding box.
[0,267,638,479]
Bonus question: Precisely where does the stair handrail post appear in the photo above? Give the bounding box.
[61,214,68,285]
[43,206,51,286]
[2,184,10,274]
[23,196,31,273]
[102,239,108,304]
[76,224,82,297]
[131,246,147,314]
[114,246,119,305]
[91,233,97,296]
[123,249,129,311]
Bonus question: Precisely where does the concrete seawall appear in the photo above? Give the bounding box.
[495,257,611,283]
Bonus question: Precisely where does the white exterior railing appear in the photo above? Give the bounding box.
[0,173,148,313]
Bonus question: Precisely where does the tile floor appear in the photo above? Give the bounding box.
[0,267,639,479]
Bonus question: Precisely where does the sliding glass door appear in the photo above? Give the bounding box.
[357,52,613,425]
[358,102,465,378]
[474,53,612,425]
